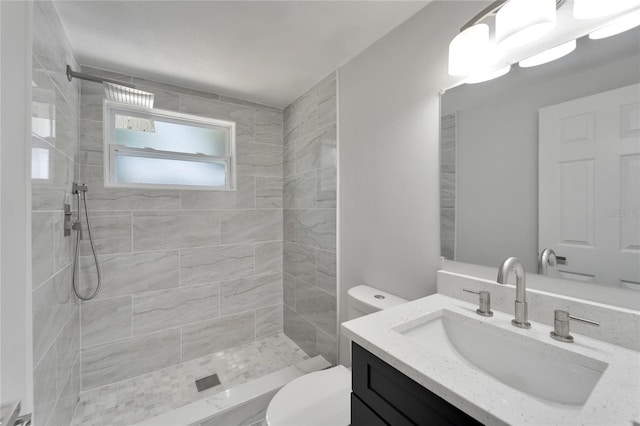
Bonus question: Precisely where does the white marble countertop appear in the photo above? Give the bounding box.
[341,294,640,426]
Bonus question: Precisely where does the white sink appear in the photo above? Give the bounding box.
[396,309,608,406]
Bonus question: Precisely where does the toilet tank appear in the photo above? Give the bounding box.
[347,285,407,320]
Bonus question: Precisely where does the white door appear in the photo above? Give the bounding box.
[539,83,640,289]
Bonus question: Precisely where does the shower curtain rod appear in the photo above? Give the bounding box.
[66,65,136,89]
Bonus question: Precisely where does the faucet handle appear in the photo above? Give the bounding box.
[550,309,599,343]
[463,289,493,317]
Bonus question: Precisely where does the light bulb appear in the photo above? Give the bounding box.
[496,0,556,50]
[448,24,492,76]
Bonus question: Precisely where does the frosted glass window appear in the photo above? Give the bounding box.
[115,154,226,187]
[105,101,235,190]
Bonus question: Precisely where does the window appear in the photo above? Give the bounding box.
[104,100,235,190]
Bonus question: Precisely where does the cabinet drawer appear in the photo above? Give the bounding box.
[352,342,482,426]
[351,393,388,426]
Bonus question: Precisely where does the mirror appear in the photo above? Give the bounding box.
[440,27,640,294]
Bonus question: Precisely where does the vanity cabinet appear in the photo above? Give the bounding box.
[351,342,482,426]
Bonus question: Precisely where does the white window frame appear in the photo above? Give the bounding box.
[103,100,236,191]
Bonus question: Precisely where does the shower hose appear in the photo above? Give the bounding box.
[71,189,102,301]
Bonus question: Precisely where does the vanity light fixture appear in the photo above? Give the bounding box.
[519,39,576,67]
[448,23,492,76]
[495,0,557,50]
[466,65,512,84]
[573,0,638,19]
[589,9,640,39]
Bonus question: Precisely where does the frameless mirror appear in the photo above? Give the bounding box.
[440,27,640,296]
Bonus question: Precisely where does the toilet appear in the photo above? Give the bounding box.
[265,285,407,426]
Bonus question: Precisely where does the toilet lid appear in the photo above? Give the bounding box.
[266,365,352,426]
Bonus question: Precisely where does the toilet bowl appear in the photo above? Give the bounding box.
[265,285,407,426]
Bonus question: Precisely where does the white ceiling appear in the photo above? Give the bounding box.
[54,1,429,108]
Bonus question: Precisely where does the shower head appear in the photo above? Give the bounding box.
[104,82,154,109]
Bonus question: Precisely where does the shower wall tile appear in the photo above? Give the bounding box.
[81,328,181,390]
[133,210,220,251]
[181,176,255,210]
[294,280,337,338]
[219,273,283,316]
[81,296,132,348]
[283,242,316,284]
[76,68,286,389]
[32,266,76,366]
[79,250,179,300]
[316,249,337,296]
[79,210,132,256]
[180,244,255,286]
[32,212,54,288]
[181,312,255,361]
[316,167,336,208]
[237,142,283,178]
[78,165,181,211]
[32,2,82,421]
[294,209,336,252]
[283,72,336,361]
[284,172,316,208]
[255,109,284,145]
[220,209,282,244]
[256,177,283,208]
[255,241,283,275]
[283,306,317,357]
[132,283,220,335]
[179,94,255,144]
[256,305,284,338]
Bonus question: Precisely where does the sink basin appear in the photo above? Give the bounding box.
[396,309,608,406]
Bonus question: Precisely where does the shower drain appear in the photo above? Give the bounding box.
[195,373,221,392]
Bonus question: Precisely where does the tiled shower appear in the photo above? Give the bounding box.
[30,1,337,424]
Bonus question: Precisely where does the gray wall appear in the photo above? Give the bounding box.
[77,67,285,390]
[31,0,82,423]
[282,72,338,364]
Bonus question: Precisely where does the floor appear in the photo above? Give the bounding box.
[71,334,309,426]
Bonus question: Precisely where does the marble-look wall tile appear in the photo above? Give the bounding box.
[441,239,455,260]
[440,172,455,209]
[294,209,336,252]
[131,77,219,102]
[179,94,255,144]
[53,211,73,272]
[284,172,315,208]
[283,306,317,357]
[237,142,283,178]
[79,250,179,299]
[316,329,337,365]
[181,176,255,210]
[316,74,337,128]
[32,212,54,288]
[283,242,316,284]
[316,167,336,208]
[33,345,57,425]
[316,250,337,296]
[79,165,181,211]
[81,329,181,390]
[79,119,102,153]
[295,280,337,338]
[220,209,282,244]
[54,95,79,161]
[55,309,80,392]
[219,273,283,316]
[256,305,283,338]
[295,124,336,174]
[49,354,80,426]
[133,283,220,335]
[283,141,296,178]
[256,177,283,208]
[441,208,455,241]
[283,209,295,242]
[255,109,283,145]
[255,241,283,275]
[32,266,76,365]
[81,296,132,347]
[283,273,296,309]
[180,244,254,286]
[284,89,317,145]
[79,211,132,256]
[181,312,255,361]
[133,210,219,251]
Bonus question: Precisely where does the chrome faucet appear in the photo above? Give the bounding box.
[497,257,531,329]
[537,248,557,275]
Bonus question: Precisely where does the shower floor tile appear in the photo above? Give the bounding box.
[71,333,309,426]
